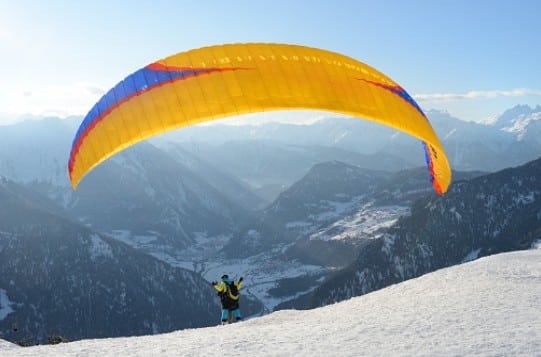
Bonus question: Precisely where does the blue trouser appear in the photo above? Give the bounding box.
[221,308,241,322]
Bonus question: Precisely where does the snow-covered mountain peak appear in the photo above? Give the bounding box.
[501,111,541,140]
[494,104,539,129]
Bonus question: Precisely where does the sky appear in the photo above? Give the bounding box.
[0,0,540,125]
[2,245,540,356]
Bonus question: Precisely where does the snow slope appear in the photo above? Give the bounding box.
[2,246,540,356]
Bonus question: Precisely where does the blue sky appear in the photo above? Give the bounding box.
[0,0,539,124]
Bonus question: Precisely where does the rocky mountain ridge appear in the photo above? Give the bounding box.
[276,155,541,310]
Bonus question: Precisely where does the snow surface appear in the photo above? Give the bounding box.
[0,289,14,320]
[309,204,408,242]
[502,111,541,140]
[2,246,540,356]
[107,229,327,312]
[88,234,113,261]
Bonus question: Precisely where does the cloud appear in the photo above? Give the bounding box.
[0,83,106,119]
[414,88,541,102]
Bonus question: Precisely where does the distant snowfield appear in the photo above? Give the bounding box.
[0,289,14,320]
[2,246,540,356]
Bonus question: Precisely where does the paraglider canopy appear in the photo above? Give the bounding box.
[68,43,451,194]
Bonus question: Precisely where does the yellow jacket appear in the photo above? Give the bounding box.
[213,279,243,300]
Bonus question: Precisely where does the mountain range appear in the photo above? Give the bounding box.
[2,247,540,356]
[277,155,541,310]
[0,104,540,343]
[0,177,263,344]
[152,104,541,181]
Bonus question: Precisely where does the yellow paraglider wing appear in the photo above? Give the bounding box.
[68,43,451,194]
